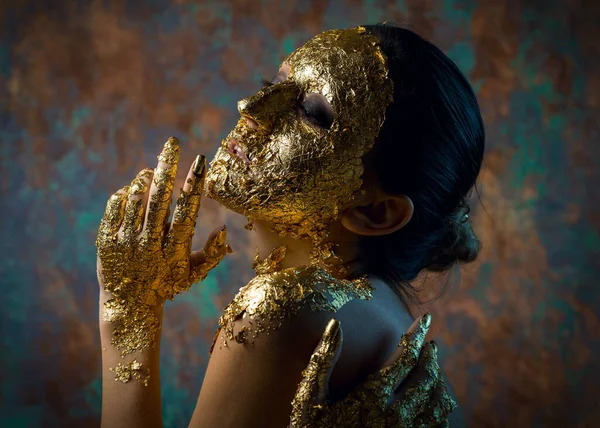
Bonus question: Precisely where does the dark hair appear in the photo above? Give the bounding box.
[357,24,485,305]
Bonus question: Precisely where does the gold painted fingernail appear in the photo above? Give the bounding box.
[158,137,180,164]
[141,167,154,178]
[421,313,432,330]
[324,318,340,340]
[193,154,206,176]
[129,170,151,195]
[215,226,227,245]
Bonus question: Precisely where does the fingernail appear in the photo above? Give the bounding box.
[140,168,154,178]
[111,187,129,200]
[324,318,340,341]
[129,170,151,195]
[165,137,180,151]
[215,226,227,246]
[314,319,340,356]
[193,154,206,176]
[421,313,432,330]
[158,137,180,164]
[225,244,233,253]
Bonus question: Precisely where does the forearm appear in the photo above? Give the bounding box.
[99,290,164,428]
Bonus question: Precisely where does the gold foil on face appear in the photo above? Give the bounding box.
[212,265,373,352]
[205,27,394,268]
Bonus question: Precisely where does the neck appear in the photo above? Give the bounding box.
[251,220,363,277]
[252,220,313,270]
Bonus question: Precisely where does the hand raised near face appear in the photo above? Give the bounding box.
[290,314,457,427]
[96,137,231,356]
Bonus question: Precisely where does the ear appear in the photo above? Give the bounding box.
[340,195,414,237]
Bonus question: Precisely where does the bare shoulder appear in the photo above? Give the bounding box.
[211,265,374,351]
[192,270,467,428]
[192,272,412,428]
[322,276,415,397]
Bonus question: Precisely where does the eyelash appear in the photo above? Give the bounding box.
[300,105,324,128]
[260,78,331,129]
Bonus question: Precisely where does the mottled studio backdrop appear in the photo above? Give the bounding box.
[1,0,598,427]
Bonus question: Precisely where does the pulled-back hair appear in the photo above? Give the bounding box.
[357,23,485,305]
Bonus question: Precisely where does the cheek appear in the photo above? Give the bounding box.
[247,117,363,207]
[267,120,325,167]
[273,134,298,165]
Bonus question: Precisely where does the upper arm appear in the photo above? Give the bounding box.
[190,308,332,428]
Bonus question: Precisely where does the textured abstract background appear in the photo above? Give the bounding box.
[1,0,598,427]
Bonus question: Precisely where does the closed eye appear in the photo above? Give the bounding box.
[298,93,334,129]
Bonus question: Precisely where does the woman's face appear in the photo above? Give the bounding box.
[205,27,393,240]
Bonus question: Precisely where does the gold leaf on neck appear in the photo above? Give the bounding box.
[252,245,288,275]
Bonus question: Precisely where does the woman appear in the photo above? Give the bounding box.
[97,23,483,427]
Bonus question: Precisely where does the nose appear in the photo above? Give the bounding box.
[237,81,300,132]
[242,115,259,130]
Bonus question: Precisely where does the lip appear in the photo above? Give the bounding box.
[224,137,251,164]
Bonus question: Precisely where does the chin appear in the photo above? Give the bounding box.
[205,148,344,238]
[204,179,247,217]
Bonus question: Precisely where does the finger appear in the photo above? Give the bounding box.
[190,224,229,264]
[289,319,343,427]
[189,225,230,284]
[96,186,129,247]
[383,313,431,369]
[388,342,440,425]
[141,137,180,248]
[412,370,457,428]
[119,168,153,243]
[165,154,206,250]
[162,205,172,242]
[367,313,432,393]
[307,319,343,401]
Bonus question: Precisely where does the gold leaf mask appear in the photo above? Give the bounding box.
[206,27,393,247]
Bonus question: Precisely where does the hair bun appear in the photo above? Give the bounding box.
[425,203,481,272]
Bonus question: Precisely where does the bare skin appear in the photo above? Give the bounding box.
[245,63,416,273]
[191,278,415,427]
[97,143,462,428]
[191,225,465,428]
[98,40,463,425]
[98,150,229,428]
[189,64,463,427]
[289,317,454,427]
